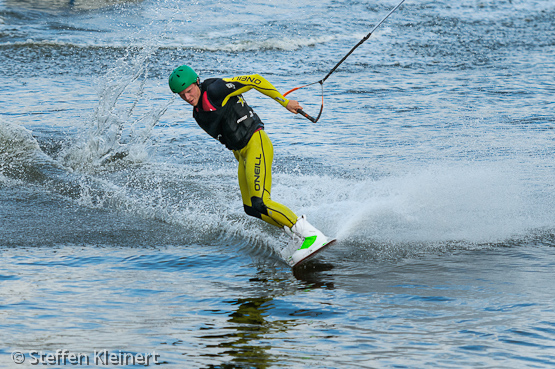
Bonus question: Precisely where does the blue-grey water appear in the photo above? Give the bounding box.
[1,0,555,368]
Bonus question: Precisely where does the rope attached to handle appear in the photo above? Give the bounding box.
[285,0,406,123]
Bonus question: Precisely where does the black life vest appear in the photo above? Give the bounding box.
[193,78,264,151]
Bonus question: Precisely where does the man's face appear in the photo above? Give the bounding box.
[178,83,201,106]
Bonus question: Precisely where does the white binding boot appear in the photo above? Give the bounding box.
[281,215,331,267]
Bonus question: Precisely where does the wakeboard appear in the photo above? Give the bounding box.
[291,238,337,269]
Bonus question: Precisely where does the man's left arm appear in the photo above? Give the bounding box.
[222,75,300,112]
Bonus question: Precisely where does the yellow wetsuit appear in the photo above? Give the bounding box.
[192,74,298,229]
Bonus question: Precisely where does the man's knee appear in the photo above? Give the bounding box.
[243,196,268,218]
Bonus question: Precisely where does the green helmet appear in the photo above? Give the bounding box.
[168,65,199,94]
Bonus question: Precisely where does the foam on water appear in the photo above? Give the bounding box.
[0,117,284,260]
[59,46,171,170]
[3,134,551,264]
[2,0,554,258]
[330,162,554,244]
[2,51,554,263]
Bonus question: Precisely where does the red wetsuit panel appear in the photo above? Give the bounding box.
[202,91,216,112]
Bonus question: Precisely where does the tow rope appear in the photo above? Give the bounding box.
[286,0,407,123]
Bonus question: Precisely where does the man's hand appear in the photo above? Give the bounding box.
[286,100,303,114]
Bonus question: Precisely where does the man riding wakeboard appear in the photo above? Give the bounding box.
[168,65,332,266]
